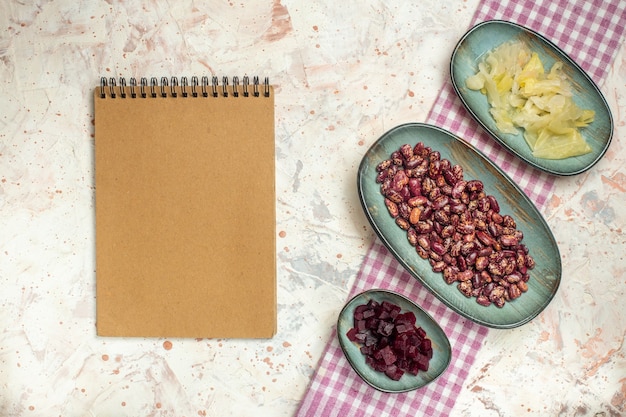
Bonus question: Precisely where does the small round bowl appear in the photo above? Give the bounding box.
[336,289,452,393]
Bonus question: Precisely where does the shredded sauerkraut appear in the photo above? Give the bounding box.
[466,40,594,160]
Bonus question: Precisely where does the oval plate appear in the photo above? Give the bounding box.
[357,123,561,328]
[337,289,451,393]
[450,20,613,176]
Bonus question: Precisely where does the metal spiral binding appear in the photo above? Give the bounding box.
[99,76,271,99]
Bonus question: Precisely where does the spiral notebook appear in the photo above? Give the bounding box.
[94,76,276,338]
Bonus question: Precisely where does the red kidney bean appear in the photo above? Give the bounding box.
[465,251,477,266]
[441,224,455,239]
[475,219,487,231]
[458,280,473,296]
[506,272,522,283]
[475,256,488,271]
[398,202,410,220]
[417,235,430,251]
[408,195,428,207]
[376,143,535,308]
[392,170,409,192]
[419,206,433,221]
[488,222,502,237]
[433,195,450,210]
[396,217,410,230]
[502,215,516,228]
[409,207,421,225]
[450,202,467,214]
[405,156,421,169]
[444,266,460,284]
[452,164,463,180]
[386,189,403,204]
[407,228,418,246]
[421,177,435,194]
[434,210,450,226]
[400,186,411,201]
[457,270,473,282]
[385,198,399,218]
[443,169,458,186]
[471,272,482,288]
[461,241,478,256]
[408,178,422,196]
[434,175,447,190]
[451,180,467,199]
[431,241,447,256]
[416,245,429,259]
[488,261,504,276]
[456,222,475,235]
[391,151,403,165]
[487,195,500,213]
[466,180,484,192]
[429,250,443,262]
[432,261,446,272]
[377,159,392,171]
[400,143,414,160]
[416,221,433,235]
[500,234,519,247]
[477,197,490,212]
[476,295,491,306]
[508,284,521,300]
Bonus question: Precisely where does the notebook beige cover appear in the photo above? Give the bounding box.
[94,77,276,338]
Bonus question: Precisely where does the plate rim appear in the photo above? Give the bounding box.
[449,19,614,176]
[357,122,562,329]
[336,288,452,393]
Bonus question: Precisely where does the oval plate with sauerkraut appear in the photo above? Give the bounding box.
[450,20,613,176]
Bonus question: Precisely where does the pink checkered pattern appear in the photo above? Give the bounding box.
[296,1,626,416]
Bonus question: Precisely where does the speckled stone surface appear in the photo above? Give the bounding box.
[0,1,624,416]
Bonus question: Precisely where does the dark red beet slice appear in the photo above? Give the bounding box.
[416,353,430,371]
[378,345,397,365]
[346,327,358,342]
[346,299,433,381]
[384,364,404,381]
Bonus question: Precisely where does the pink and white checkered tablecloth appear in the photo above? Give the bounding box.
[296,1,626,416]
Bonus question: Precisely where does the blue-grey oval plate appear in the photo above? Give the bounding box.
[337,289,451,393]
[357,123,561,329]
[450,20,613,176]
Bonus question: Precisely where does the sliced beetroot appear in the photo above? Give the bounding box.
[377,345,397,365]
[407,360,420,376]
[346,299,433,381]
[406,344,418,360]
[416,353,430,372]
[416,326,427,339]
[395,323,411,334]
[385,364,404,381]
[346,327,358,342]
[355,319,366,332]
[378,320,395,337]
[363,308,376,319]
[395,311,416,327]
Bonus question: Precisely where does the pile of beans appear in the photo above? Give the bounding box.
[376,142,535,308]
